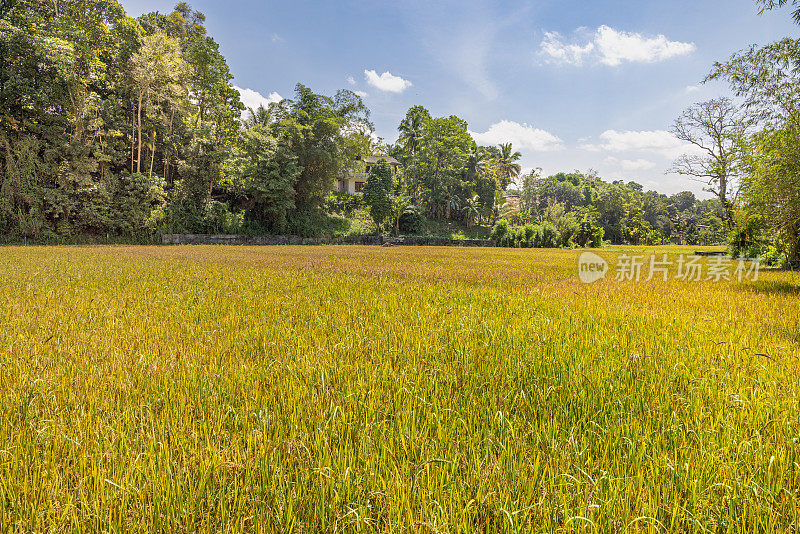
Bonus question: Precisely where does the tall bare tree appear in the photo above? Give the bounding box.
[670,98,749,228]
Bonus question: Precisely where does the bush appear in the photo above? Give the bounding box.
[728,214,767,258]
[573,218,604,248]
[491,220,509,243]
[540,221,559,248]
[492,220,568,249]
[762,243,787,267]
[203,201,243,234]
[398,210,425,234]
[324,192,363,217]
[524,224,539,248]
[557,217,579,247]
[287,209,324,237]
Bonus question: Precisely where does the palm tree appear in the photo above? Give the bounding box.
[465,143,487,180]
[493,143,522,189]
[244,100,289,129]
[244,105,273,128]
[397,109,427,156]
[444,191,461,220]
[462,195,481,227]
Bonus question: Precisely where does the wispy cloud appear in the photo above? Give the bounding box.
[604,156,657,171]
[582,129,698,158]
[364,70,412,93]
[394,0,513,100]
[539,26,695,67]
[470,120,564,152]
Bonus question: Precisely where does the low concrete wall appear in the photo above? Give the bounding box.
[161,234,495,247]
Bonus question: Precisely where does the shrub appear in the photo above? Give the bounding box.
[557,217,579,247]
[728,214,767,258]
[493,221,565,249]
[540,222,559,248]
[398,210,425,234]
[573,218,603,248]
[491,220,509,243]
[324,192,363,217]
[524,224,539,248]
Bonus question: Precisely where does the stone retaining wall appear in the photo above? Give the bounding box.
[161,234,494,247]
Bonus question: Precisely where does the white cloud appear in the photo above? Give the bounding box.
[583,129,699,159]
[539,31,595,66]
[604,156,656,171]
[685,85,701,93]
[364,70,412,93]
[469,120,564,152]
[234,86,283,114]
[346,76,357,85]
[271,33,284,44]
[539,25,695,67]
[354,90,368,98]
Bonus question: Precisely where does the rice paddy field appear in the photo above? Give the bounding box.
[1,244,799,533]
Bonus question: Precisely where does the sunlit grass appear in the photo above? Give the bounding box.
[1,245,798,532]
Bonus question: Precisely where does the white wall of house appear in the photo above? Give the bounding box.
[337,177,364,195]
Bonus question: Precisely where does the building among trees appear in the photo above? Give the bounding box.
[338,156,401,194]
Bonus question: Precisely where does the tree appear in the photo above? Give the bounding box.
[226,126,300,232]
[397,105,431,156]
[706,38,800,126]
[755,0,800,23]
[390,193,414,235]
[741,115,800,264]
[706,7,800,259]
[407,116,472,219]
[669,98,748,228]
[462,195,480,228]
[493,143,522,189]
[363,159,394,231]
[276,84,370,213]
[464,143,488,180]
[129,32,189,174]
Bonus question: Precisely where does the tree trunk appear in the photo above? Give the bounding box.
[164,108,174,184]
[130,100,135,174]
[149,131,156,179]
[136,91,143,174]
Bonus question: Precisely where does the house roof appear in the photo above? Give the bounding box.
[361,155,401,166]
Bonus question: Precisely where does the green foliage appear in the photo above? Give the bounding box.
[491,220,568,248]
[573,217,604,248]
[406,115,473,219]
[324,192,364,217]
[540,221,559,248]
[398,209,425,234]
[363,159,394,231]
[490,219,509,243]
[226,126,299,233]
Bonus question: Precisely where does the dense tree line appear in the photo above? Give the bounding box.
[352,107,726,248]
[0,1,369,239]
[500,172,726,247]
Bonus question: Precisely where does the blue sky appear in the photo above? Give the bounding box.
[123,0,796,196]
